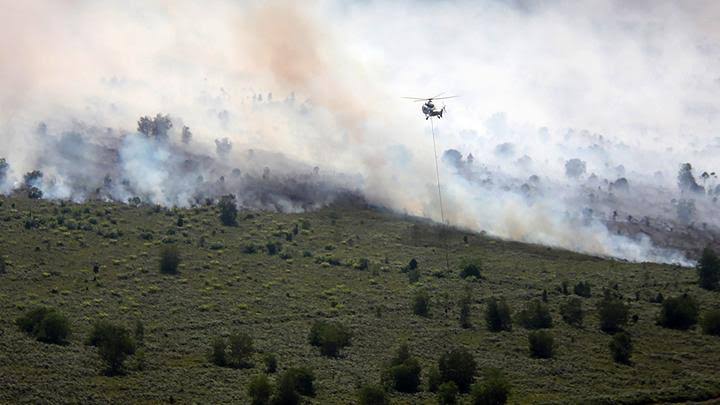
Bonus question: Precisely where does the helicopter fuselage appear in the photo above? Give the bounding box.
[422,101,444,119]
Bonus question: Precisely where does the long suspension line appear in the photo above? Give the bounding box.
[430,118,451,273]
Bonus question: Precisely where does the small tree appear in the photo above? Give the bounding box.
[528,330,554,359]
[285,367,316,396]
[460,260,482,279]
[573,281,592,298]
[658,294,699,330]
[438,347,477,393]
[227,332,254,368]
[516,300,552,329]
[210,337,227,367]
[159,245,180,274]
[16,307,70,345]
[219,194,238,226]
[697,247,720,290]
[247,374,272,405]
[438,381,459,404]
[427,366,442,392]
[701,310,720,336]
[597,294,629,333]
[560,297,584,327]
[87,321,136,375]
[413,290,430,317]
[264,353,278,373]
[485,297,512,332]
[273,371,300,405]
[609,332,632,364]
[358,384,389,405]
[470,369,511,405]
[308,320,352,357]
[382,344,422,393]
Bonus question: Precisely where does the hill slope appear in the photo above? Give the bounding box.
[0,196,718,404]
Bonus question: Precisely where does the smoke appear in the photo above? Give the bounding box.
[1,0,719,264]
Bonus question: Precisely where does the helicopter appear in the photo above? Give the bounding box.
[403,93,458,120]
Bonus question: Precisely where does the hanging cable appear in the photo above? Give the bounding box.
[430,117,451,272]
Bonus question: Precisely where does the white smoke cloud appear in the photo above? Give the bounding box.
[1,0,719,264]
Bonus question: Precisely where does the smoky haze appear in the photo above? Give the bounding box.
[1,0,719,264]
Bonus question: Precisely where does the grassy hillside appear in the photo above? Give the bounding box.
[0,195,718,404]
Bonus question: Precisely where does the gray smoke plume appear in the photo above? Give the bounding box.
[1,0,719,264]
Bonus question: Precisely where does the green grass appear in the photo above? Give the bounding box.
[0,195,719,404]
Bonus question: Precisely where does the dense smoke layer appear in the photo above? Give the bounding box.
[1,0,719,264]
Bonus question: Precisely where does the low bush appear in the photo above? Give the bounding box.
[658,294,699,330]
[438,347,477,393]
[357,384,389,405]
[16,307,70,344]
[560,297,584,327]
[598,294,629,333]
[413,290,431,317]
[382,344,422,393]
[485,297,512,332]
[470,369,511,405]
[516,300,552,329]
[438,381,459,404]
[609,331,633,364]
[573,281,592,298]
[528,330,554,359]
[210,337,227,367]
[285,367,316,396]
[159,245,180,274]
[460,260,482,279]
[427,366,442,392]
[264,353,278,373]
[227,332,254,368]
[308,320,352,357]
[87,320,136,375]
[247,374,272,405]
[701,310,720,336]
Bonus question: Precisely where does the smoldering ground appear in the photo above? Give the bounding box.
[1,0,719,264]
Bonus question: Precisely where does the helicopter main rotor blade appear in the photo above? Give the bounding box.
[433,96,458,100]
[401,97,428,100]
[430,92,446,99]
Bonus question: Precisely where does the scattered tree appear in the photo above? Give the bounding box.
[560,297,584,327]
[227,332,254,368]
[460,260,482,279]
[308,320,352,357]
[413,290,431,317]
[701,310,720,336]
[565,158,587,179]
[211,337,227,367]
[597,294,629,333]
[382,344,422,393]
[16,307,70,345]
[137,113,172,138]
[264,353,278,373]
[528,330,554,359]
[427,366,442,392]
[470,369,511,405]
[573,281,591,298]
[677,163,704,194]
[516,300,552,329]
[438,347,477,393]
[247,374,272,405]
[87,320,136,375]
[357,384,389,405]
[658,294,699,330]
[609,332,633,364]
[437,381,459,405]
[697,247,720,290]
[284,367,316,397]
[218,194,238,226]
[485,297,512,332]
[159,245,180,274]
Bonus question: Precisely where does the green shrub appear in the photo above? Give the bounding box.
[87,321,136,375]
[516,300,552,329]
[382,344,422,393]
[159,245,180,274]
[658,294,699,330]
[701,310,720,336]
[227,332,254,368]
[470,369,511,405]
[485,297,512,332]
[460,261,482,279]
[266,241,281,255]
[285,367,316,396]
[264,353,278,373]
[413,290,430,317]
[16,307,70,344]
[427,366,442,392]
[459,292,472,329]
[609,332,633,364]
[210,337,227,367]
[247,374,272,405]
[573,281,592,298]
[273,371,300,405]
[308,320,352,357]
[560,297,584,327]
[408,266,420,283]
[243,244,258,254]
[357,384,389,405]
[528,330,554,359]
[437,381,459,404]
[697,247,720,290]
[597,295,629,333]
[218,194,238,226]
[438,347,477,393]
